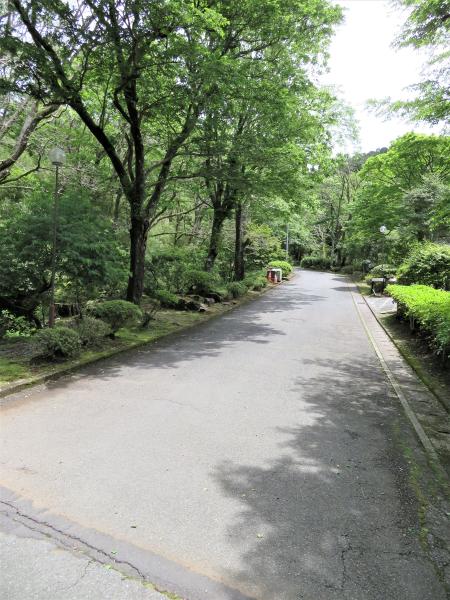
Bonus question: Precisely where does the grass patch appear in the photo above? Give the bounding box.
[355,281,371,296]
[0,358,31,383]
[0,298,249,391]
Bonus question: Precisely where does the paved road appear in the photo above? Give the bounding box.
[0,270,447,599]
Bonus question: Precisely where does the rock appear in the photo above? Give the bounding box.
[178,297,208,312]
[205,297,215,305]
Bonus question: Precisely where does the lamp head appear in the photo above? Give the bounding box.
[49,147,66,166]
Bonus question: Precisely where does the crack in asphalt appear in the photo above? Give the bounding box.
[0,499,147,580]
[57,558,94,593]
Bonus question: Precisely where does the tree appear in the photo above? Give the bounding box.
[0,183,127,324]
[0,99,57,184]
[1,0,341,304]
[346,133,450,262]
[375,0,450,125]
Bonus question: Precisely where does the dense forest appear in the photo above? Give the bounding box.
[0,0,449,365]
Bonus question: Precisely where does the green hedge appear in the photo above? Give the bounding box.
[397,243,450,290]
[300,256,331,270]
[268,260,293,277]
[387,284,450,360]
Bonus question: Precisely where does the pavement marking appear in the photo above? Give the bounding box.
[350,291,442,466]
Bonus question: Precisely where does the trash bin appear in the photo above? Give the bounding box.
[267,268,282,283]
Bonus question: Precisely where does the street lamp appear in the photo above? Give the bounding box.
[379,224,389,264]
[48,147,66,328]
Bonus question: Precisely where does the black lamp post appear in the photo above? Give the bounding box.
[48,147,66,328]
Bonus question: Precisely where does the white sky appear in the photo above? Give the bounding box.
[323,0,440,153]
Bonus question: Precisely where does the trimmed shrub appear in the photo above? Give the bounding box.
[72,316,111,347]
[300,256,331,270]
[183,269,221,296]
[33,327,81,360]
[268,260,293,277]
[397,243,450,290]
[88,300,142,333]
[227,282,248,299]
[387,284,450,359]
[150,289,181,309]
[364,263,397,284]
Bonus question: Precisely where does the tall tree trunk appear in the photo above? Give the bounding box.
[205,208,227,272]
[113,188,122,223]
[234,201,245,281]
[126,215,149,304]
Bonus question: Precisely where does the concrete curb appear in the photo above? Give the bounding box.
[0,276,291,401]
[350,290,448,481]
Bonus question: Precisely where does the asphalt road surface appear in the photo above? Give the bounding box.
[0,270,447,599]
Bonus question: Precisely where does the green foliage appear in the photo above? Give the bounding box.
[387,284,450,358]
[300,256,331,270]
[244,225,286,272]
[244,272,268,291]
[145,248,204,295]
[150,289,181,309]
[33,327,82,360]
[397,243,450,290]
[71,317,111,347]
[227,282,248,298]
[0,185,128,318]
[88,300,142,334]
[0,310,35,339]
[374,0,450,125]
[268,260,293,277]
[339,265,356,274]
[183,270,221,296]
[346,134,450,262]
[364,264,397,283]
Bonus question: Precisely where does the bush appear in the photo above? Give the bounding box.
[340,265,356,275]
[244,272,268,291]
[268,260,293,277]
[33,327,81,360]
[227,282,248,299]
[397,243,450,290]
[71,316,111,347]
[88,300,142,333]
[0,309,35,339]
[150,289,181,309]
[364,263,397,284]
[387,284,450,359]
[145,247,204,294]
[183,269,221,296]
[300,256,331,270]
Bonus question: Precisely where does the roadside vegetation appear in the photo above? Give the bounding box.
[0,0,448,381]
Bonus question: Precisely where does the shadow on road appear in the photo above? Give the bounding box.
[45,285,326,390]
[212,355,435,600]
